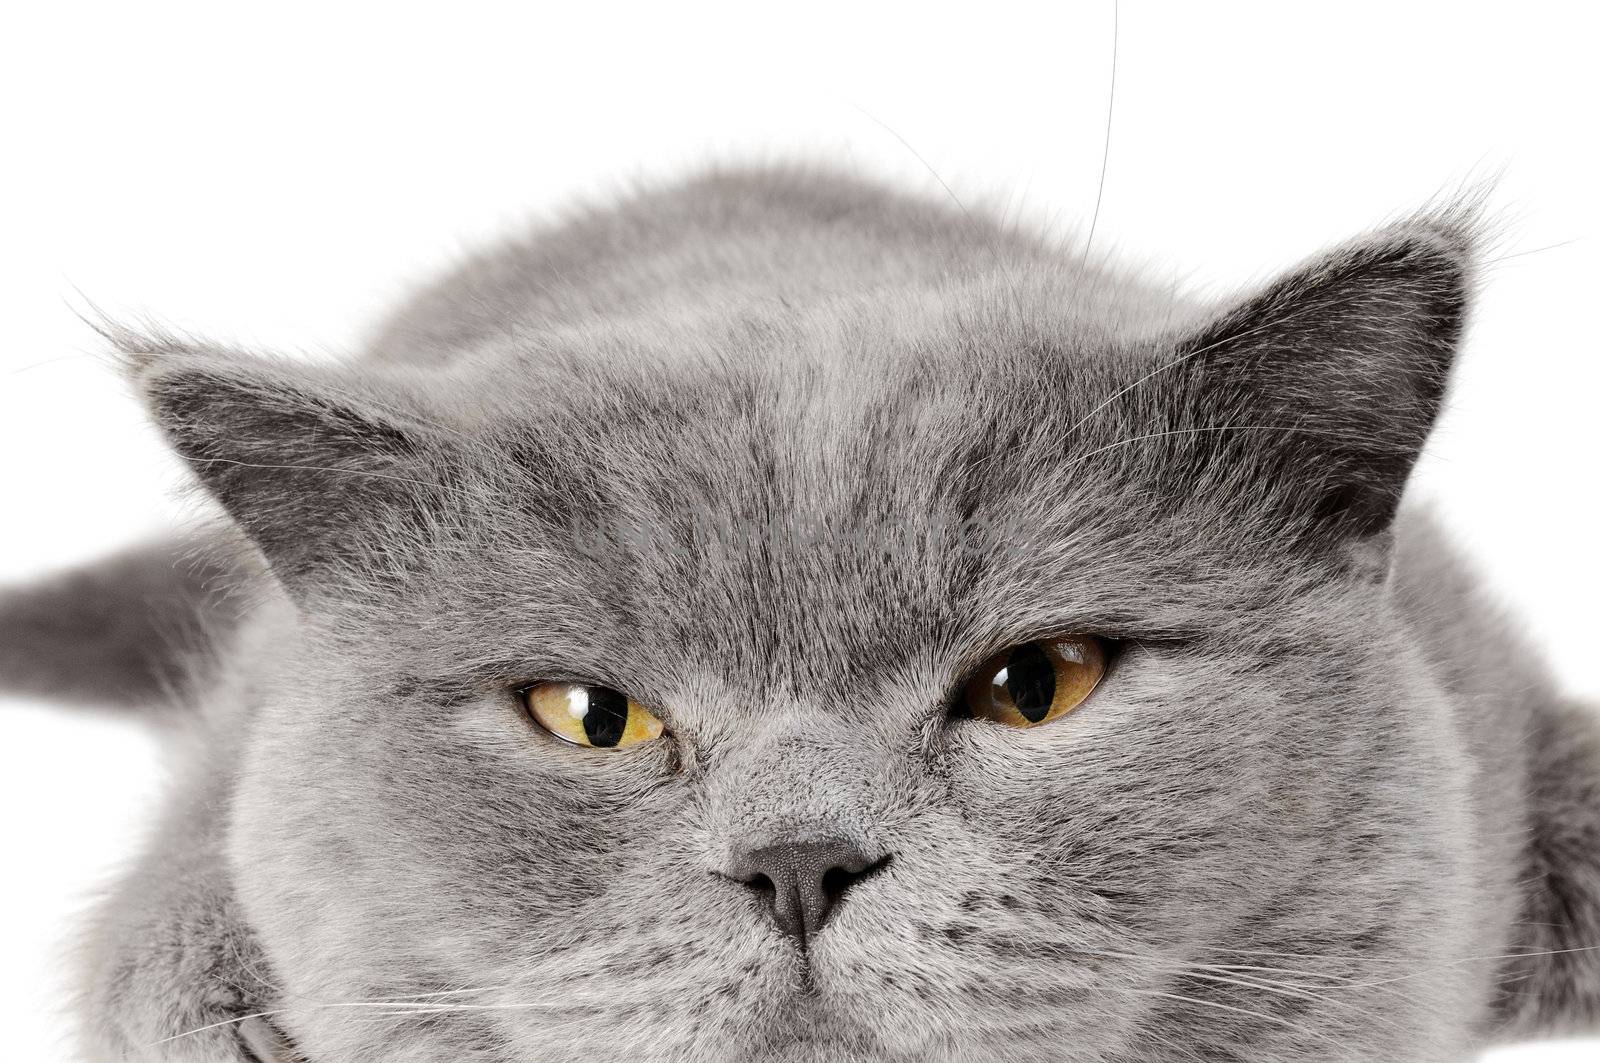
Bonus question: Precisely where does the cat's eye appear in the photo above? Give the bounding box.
[521,682,665,749]
[962,636,1108,728]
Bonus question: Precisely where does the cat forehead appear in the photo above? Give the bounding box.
[379,338,1274,700]
[468,318,1149,484]
[455,339,1142,594]
[447,262,1166,413]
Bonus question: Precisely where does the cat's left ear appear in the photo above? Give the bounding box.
[119,335,459,595]
[1174,214,1476,539]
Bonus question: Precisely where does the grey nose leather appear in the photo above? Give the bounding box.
[725,839,883,945]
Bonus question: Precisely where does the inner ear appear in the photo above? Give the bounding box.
[1170,215,1476,541]
[128,341,457,592]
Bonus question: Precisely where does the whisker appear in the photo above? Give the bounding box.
[1081,0,1120,264]
[146,1009,296,1046]
[144,990,617,1048]
[849,103,1031,321]
[1056,423,1349,474]
[180,454,451,494]
[1101,985,1354,1051]
[1058,285,1451,452]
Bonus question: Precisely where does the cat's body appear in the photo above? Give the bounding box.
[3,168,1597,1062]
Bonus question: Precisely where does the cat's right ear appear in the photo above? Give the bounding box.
[123,336,455,594]
[1165,212,1478,543]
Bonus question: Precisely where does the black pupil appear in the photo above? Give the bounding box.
[1004,643,1056,723]
[582,687,630,747]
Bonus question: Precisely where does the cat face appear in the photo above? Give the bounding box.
[137,216,1485,1060]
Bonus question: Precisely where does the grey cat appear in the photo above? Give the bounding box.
[2,166,1597,1062]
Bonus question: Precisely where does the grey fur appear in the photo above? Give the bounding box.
[5,166,1596,1061]
[0,532,253,711]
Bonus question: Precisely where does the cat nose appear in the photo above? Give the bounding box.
[723,839,886,946]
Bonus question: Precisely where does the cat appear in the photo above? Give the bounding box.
[2,165,1597,1062]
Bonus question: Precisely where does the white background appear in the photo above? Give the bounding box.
[2,2,1596,1059]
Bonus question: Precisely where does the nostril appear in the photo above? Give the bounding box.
[821,865,852,903]
[822,853,890,905]
[746,871,775,896]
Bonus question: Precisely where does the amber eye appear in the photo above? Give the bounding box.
[522,682,665,749]
[962,636,1108,728]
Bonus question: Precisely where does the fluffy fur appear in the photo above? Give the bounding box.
[3,167,1596,1062]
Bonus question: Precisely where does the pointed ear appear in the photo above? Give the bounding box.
[125,339,454,591]
[1177,215,1476,539]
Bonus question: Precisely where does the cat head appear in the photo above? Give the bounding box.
[130,211,1480,1061]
